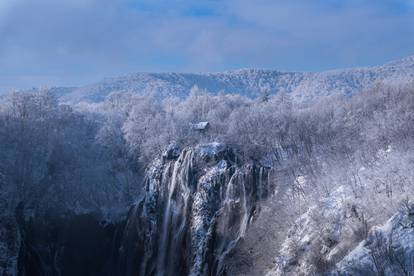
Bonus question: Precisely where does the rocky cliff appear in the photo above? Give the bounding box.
[266,186,414,276]
[118,143,270,276]
[331,202,414,276]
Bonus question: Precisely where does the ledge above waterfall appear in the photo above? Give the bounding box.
[161,142,235,164]
[195,142,226,157]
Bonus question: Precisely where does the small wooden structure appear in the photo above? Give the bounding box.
[190,121,209,131]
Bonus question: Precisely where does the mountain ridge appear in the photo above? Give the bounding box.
[41,55,414,103]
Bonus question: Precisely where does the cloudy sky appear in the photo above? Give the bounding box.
[1,0,414,92]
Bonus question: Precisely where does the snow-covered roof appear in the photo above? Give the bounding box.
[190,121,209,131]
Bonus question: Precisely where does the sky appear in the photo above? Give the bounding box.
[1,0,414,92]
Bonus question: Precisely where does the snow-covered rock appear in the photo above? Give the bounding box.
[162,142,181,160]
[331,202,414,276]
[268,186,366,276]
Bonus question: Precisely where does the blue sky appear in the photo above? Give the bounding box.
[1,0,414,92]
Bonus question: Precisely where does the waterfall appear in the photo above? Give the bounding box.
[120,143,270,276]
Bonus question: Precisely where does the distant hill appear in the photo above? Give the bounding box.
[47,55,414,103]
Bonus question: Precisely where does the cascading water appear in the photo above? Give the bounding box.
[119,143,270,276]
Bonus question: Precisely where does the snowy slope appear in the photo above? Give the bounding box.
[331,203,414,276]
[54,55,414,103]
[267,186,363,276]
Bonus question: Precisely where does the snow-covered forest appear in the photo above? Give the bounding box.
[2,0,414,274]
[0,80,413,275]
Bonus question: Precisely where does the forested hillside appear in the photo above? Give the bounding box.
[1,78,413,275]
[19,55,414,104]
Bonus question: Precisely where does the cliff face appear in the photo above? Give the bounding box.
[331,203,414,276]
[265,186,364,276]
[118,143,270,276]
[266,184,414,276]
